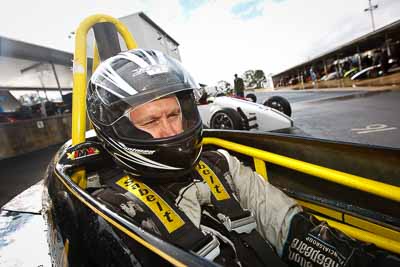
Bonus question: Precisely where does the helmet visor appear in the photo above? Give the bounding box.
[110,91,201,141]
[127,95,183,139]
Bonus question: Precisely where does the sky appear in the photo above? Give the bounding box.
[1,0,400,86]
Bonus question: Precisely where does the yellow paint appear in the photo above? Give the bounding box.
[62,239,69,267]
[202,138,400,203]
[116,176,185,233]
[196,160,230,201]
[72,14,137,146]
[344,214,400,242]
[298,199,400,249]
[71,14,138,189]
[253,158,268,180]
[296,200,343,221]
[93,44,100,73]
[71,169,86,189]
[315,215,400,254]
[54,171,187,267]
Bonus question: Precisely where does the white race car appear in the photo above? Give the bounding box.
[197,95,293,132]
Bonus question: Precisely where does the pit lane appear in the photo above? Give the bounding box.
[253,88,400,148]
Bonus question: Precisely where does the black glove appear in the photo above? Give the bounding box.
[282,212,400,267]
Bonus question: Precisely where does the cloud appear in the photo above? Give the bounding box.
[179,0,208,15]
[0,0,399,86]
[231,0,265,20]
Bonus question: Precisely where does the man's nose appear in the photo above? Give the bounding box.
[159,117,178,138]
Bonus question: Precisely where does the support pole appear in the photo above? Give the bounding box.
[51,62,63,100]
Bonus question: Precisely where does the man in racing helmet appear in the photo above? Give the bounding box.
[87,49,399,267]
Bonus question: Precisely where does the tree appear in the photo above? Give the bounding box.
[216,80,232,95]
[242,69,266,89]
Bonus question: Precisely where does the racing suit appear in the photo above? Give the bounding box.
[175,149,300,256]
[95,149,400,266]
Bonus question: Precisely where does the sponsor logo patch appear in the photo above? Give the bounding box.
[116,176,184,233]
[116,141,156,155]
[287,235,346,267]
[67,147,100,160]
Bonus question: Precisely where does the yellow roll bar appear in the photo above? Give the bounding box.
[71,15,137,187]
[69,14,400,253]
[203,137,400,203]
[315,215,400,254]
[203,137,400,253]
[72,14,137,146]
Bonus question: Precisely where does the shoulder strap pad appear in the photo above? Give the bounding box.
[99,172,219,260]
[196,157,256,234]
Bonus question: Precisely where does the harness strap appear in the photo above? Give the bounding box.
[196,158,256,233]
[100,170,220,260]
[198,153,286,266]
[240,231,287,267]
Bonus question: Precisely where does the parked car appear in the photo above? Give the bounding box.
[0,106,34,123]
[197,96,293,131]
[351,64,381,80]
[320,72,337,81]
[343,67,358,78]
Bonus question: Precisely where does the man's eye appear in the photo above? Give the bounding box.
[169,112,181,118]
[141,120,158,126]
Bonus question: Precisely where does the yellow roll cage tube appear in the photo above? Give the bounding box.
[202,138,400,253]
[71,15,400,254]
[71,14,137,188]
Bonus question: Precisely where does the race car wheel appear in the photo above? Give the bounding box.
[210,108,244,130]
[263,96,292,117]
[246,93,257,103]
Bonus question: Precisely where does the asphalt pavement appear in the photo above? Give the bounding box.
[0,144,60,207]
[292,90,400,148]
[252,88,391,104]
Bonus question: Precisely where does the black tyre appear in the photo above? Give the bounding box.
[263,96,292,117]
[216,93,225,97]
[246,93,257,102]
[210,108,243,130]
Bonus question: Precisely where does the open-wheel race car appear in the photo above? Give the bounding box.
[197,95,293,132]
[0,14,397,267]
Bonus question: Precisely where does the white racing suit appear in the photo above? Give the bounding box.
[171,149,400,267]
[176,149,300,256]
[93,148,399,266]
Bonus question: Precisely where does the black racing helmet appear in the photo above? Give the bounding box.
[87,49,203,182]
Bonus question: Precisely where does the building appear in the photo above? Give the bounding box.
[86,12,181,61]
[0,35,74,108]
[119,12,181,60]
[272,19,400,88]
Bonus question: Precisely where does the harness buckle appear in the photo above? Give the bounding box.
[218,210,257,234]
[194,235,220,261]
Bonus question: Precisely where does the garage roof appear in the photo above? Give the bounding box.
[273,18,400,78]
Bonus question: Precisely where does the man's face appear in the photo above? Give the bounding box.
[129,96,183,138]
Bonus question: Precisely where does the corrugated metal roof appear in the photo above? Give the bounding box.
[0,35,73,66]
[273,18,400,78]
